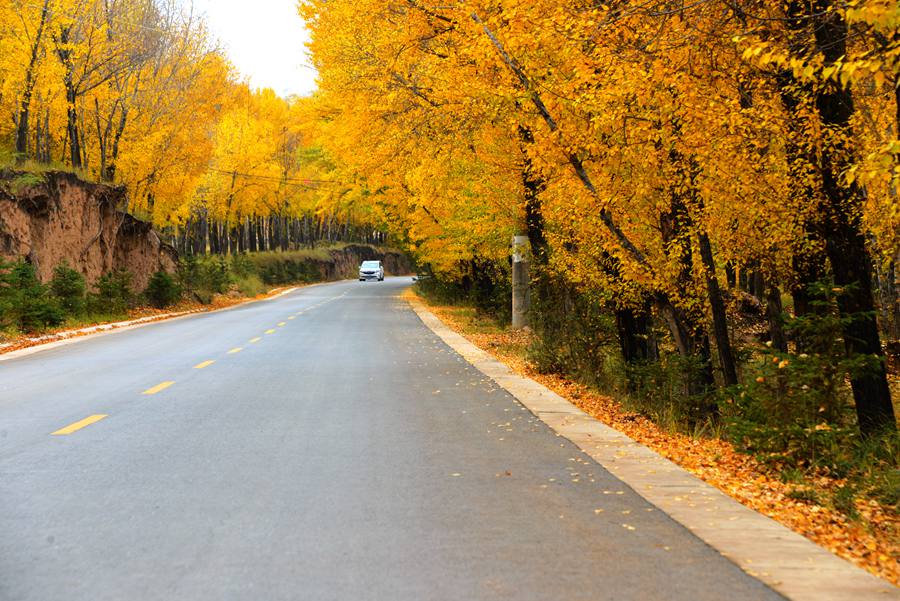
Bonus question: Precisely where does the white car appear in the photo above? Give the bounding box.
[359,260,384,281]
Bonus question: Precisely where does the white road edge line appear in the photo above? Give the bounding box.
[406,296,899,601]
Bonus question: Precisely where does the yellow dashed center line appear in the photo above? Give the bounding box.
[52,414,108,436]
[249,337,262,344]
[228,347,243,354]
[194,360,215,369]
[288,316,295,320]
[278,322,286,327]
[265,329,276,335]
[143,381,175,395]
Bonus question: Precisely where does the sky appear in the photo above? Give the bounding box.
[189,0,317,98]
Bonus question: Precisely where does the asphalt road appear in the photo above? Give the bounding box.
[0,278,782,601]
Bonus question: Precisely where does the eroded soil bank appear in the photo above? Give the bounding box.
[308,244,411,280]
[0,170,176,291]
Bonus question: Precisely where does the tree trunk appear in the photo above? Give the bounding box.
[811,2,895,435]
[248,218,258,253]
[211,222,221,254]
[56,24,82,171]
[765,284,789,353]
[95,97,108,180]
[616,307,657,363]
[659,195,717,418]
[751,270,765,301]
[616,304,658,393]
[258,217,267,251]
[725,262,736,289]
[200,214,208,255]
[698,230,739,387]
[39,107,52,163]
[775,0,896,434]
[107,106,128,182]
[66,85,81,169]
[16,0,50,159]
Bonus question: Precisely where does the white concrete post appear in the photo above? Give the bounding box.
[511,234,531,329]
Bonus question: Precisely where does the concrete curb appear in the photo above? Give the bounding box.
[406,298,899,601]
[0,285,301,363]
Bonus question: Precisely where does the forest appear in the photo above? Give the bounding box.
[0,0,384,253]
[299,0,900,434]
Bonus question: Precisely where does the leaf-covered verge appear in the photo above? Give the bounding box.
[407,288,899,586]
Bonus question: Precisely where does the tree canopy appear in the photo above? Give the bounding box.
[0,0,381,244]
[299,0,899,435]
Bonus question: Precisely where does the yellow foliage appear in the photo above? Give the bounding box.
[0,0,372,236]
[301,0,899,302]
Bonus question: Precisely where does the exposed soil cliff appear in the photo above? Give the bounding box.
[0,171,176,291]
[322,244,412,279]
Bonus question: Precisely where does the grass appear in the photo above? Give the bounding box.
[249,247,333,263]
[0,155,88,183]
[785,487,823,505]
[6,171,46,194]
[233,273,266,297]
[60,311,130,329]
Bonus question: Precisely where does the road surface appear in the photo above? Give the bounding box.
[0,278,782,600]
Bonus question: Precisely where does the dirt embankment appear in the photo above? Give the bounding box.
[0,171,176,291]
[320,244,412,279]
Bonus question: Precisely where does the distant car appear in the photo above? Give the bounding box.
[359,260,384,281]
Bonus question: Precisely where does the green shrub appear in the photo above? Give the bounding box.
[849,431,900,511]
[202,257,231,294]
[617,352,718,428]
[229,253,255,279]
[249,251,322,285]
[176,247,395,304]
[178,255,230,303]
[0,258,16,331]
[177,255,201,292]
[0,259,64,332]
[723,283,869,470]
[233,273,266,297]
[90,269,133,315]
[178,250,340,303]
[50,261,86,315]
[720,281,900,517]
[144,270,182,309]
[229,254,269,295]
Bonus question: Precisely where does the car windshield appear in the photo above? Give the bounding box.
[361,261,380,268]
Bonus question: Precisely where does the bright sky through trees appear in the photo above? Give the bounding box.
[190,0,316,96]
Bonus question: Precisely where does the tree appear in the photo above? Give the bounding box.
[300,0,897,434]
